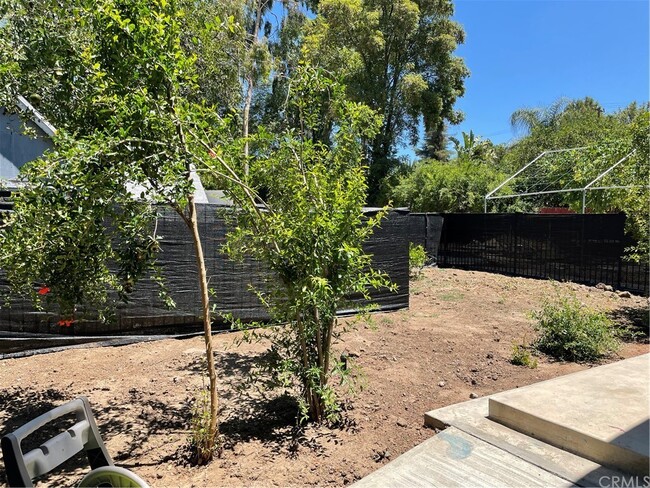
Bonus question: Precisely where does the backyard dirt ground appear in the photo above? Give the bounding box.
[0,267,648,487]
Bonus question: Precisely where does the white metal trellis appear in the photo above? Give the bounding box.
[484,147,643,213]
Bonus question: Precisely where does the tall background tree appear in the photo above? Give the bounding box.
[180,0,247,112]
[303,0,469,203]
[148,0,470,204]
[241,0,273,165]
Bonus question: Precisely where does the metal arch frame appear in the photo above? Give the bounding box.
[484,147,644,213]
[580,150,636,213]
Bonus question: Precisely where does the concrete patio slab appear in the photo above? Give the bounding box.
[488,354,649,476]
[351,427,573,488]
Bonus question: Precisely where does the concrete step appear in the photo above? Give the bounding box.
[351,427,573,488]
[353,355,650,488]
[488,354,649,477]
[425,397,630,487]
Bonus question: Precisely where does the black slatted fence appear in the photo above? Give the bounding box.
[412,213,648,296]
[407,213,444,264]
[0,205,410,335]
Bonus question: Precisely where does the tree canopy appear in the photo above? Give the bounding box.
[0,0,256,461]
[391,158,507,213]
[302,0,469,203]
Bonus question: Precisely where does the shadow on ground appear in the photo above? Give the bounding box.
[184,350,311,455]
[182,349,346,457]
[0,348,337,485]
[610,305,649,342]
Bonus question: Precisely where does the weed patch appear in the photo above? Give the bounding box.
[510,343,538,368]
[438,290,465,302]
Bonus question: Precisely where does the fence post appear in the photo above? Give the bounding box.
[513,214,519,275]
[438,215,445,267]
[424,214,428,259]
[616,213,625,291]
[580,216,586,285]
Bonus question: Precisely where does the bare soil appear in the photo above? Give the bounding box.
[1,268,648,487]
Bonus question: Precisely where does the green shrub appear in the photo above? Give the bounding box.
[409,243,427,277]
[531,290,619,362]
[511,343,538,368]
[391,159,508,213]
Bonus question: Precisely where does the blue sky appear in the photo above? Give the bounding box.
[441,0,649,152]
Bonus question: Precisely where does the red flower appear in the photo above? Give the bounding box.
[208,150,217,159]
[38,286,50,295]
[57,319,74,327]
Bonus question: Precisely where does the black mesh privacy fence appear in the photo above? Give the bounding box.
[408,213,444,264]
[413,213,648,296]
[0,204,409,335]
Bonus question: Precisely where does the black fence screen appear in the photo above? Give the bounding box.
[428,213,648,296]
[407,213,444,264]
[0,205,409,335]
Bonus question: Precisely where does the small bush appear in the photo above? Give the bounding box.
[409,243,427,277]
[511,343,538,368]
[531,290,619,362]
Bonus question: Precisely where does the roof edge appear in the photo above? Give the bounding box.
[16,95,57,138]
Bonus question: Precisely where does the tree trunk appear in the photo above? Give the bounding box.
[167,80,219,458]
[322,316,335,385]
[242,0,264,173]
[187,195,219,449]
[243,75,253,172]
[297,315,320,421]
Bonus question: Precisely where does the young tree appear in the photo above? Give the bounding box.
[226,67,393,422]
[0,0,255,462]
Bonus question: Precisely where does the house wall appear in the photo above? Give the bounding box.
[0,111,53,181]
